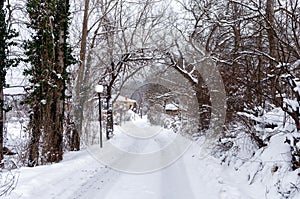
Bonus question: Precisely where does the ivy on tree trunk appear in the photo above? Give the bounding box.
[25,0,75,166]
[0,0,18,167]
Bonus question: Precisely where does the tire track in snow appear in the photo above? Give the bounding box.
[69,166,120,199]
[68,121,193,199]
[68,123,153,199]
[155,135,197,199]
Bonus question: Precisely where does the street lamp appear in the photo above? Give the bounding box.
[95,84,104,148]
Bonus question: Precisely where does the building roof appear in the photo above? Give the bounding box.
[114,95,136,103]
[165,103,179,111]
[4,87,25,95]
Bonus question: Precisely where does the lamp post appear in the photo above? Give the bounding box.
[95,84,104,148]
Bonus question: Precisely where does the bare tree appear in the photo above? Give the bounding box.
[70,0,172,144]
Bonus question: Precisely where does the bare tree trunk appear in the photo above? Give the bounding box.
[290,112,300,131]
[196,76,210,130]
[0,0,5,167]
[266,0,278,100]
[74,0,89,143]
[266,0,277,63]
[228,1,242,121]
[42,95,63,163]
[0,85,3,167]
[105,79,114,140]
[257,28,264,107]
[28,106,42,167]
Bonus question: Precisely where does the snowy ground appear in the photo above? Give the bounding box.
[2,116,280,199]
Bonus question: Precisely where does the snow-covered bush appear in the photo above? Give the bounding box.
[213,106,300,198]
[212,121,259,166]
[0,169,19,197]
[163,116,181,133]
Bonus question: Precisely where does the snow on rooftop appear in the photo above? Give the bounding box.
[4,87,25,95]
[114,95,136,103]
[165,103,178,111]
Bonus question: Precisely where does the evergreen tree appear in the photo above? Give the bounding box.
[25,0,74,166]
[0,0,18,167]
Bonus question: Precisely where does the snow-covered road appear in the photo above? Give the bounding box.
[5,117,265,199]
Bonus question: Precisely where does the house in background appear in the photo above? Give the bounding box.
[113,95,137,111]
[113,95,137,125]
[165,103,180,116]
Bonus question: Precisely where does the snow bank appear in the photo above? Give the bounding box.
[217,107,300,199]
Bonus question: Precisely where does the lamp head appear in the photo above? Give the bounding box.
[95,84,104,93]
